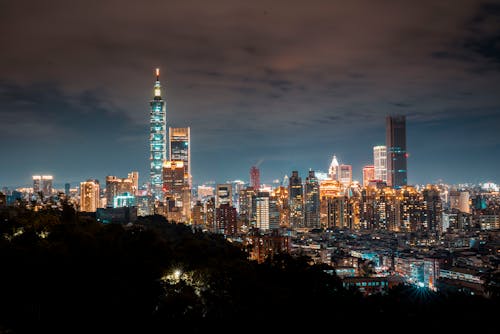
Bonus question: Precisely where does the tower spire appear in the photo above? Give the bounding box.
[156,68,160,81]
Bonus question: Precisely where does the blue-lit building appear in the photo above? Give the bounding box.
[113,192,136,208]
[150,68,167,200]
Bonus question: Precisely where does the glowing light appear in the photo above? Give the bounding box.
[174,269,181,279]
[417,282,425,288]
[156,68,160,77]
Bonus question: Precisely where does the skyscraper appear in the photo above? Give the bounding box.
[362,165,375,187]
[304,170,320,229]
[216,184,233,208]
[33,175,53,197]
[105,175,133,208]
[150,68,167,200]
[386,115,407,188]
[162,160,190,222]
[169,127,191,187]
[328,155,339,180]
[289,171,303,229]
[373,145,387,183]
[80,179,100,212]
[250,166,260,190]
[339,165,352,187]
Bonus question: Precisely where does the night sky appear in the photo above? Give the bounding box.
[1,0,499,188]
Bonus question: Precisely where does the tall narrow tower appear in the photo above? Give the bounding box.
[169,127,191,187]
[150,68,167,200]
[386,115,407,188]
[250,166,260,190]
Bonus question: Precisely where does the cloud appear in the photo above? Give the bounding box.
[0,0,499,185]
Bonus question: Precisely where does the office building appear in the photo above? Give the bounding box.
[373,145,387,183]
[289,171,303,229]
[328,155,339,180]
[215,204,237,235]
[127,171,139,195]
[33,175,53,197]
[339,165,352,187]
[80,179,100,212]
[216,184,232,208]
[304,170,320,229]
[169,127,191,187]
[250,166,260,190]
[150,68,167,200]
[386,115,407,188]
[362,165,375,187]
[162,160,190,222]
[106,175,134,208]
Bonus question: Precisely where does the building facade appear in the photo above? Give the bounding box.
[386,115,407,188]
[150,68,167,200]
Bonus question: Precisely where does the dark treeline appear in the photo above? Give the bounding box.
[0,205,497,334]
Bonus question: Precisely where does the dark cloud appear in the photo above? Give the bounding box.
[0,0,499,187]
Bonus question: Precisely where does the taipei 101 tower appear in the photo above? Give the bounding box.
[150,68,167,200]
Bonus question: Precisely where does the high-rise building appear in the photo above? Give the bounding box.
[362,165,375,187]
[162,160,190,222]
[127,171,139,195]
[215,204,237,235]
[33,175,41,194]
[289,171,303,229]
[105,175,133,208]
[33,175,53,197]
[216,184,232,208]
[80,179,100,212]
[328,155,339,180]
[205,197,215,232]
[254,191,280,231]
[304,170,320,229]
[250,166,260,190]
[319,180,343,229]
[373,145,387,183]
[169,127,191,187]
[150,68,167,200]
[422,186,442,232]
[255,192,270,231]
[197,185,214,201]
[386,115,407,188]
[273,186,289,227]
[239,186,256,225]
[192,201,205,228]
[64,183,71,197]
[339,165,352,187]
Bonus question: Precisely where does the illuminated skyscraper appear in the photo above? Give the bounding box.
[127,171,139,195]
[362,165,375,187]
[33,175,53,197]
[304,170,320,229]
[150,68,167,200]
[163,160,190,222]
[328,155,339,180]
[80,179,100,212]
[339,165,352,187]
[105,175,133,208]
[373,145,387,183]
[169,127,190,187]
[250,166,260,190]
[216,184,233,208]
[289,171,303,229]
[33,175,41,193]
[386,115,407,188]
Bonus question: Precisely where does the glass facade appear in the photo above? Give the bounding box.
[150,69,167,200]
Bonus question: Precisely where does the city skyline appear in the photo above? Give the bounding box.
[1,0,500,187]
